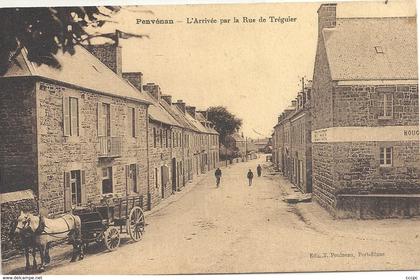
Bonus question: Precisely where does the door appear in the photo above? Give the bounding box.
[171,158,177,192]
[161,165,169,199]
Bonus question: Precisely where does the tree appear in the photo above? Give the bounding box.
[0,7,145,75]
[207,106,242,145]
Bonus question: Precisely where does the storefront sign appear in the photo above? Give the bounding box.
[312,126,419,143]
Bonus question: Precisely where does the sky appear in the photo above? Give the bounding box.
[91,0,416,139]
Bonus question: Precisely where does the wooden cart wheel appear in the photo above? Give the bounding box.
[103,227,120,251]
[127,206,145,241]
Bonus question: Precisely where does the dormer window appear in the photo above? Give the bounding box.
[375,46,384,54]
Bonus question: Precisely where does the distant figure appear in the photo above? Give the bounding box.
[257,164,262,177]
[247,169,254,186]
[215,167,222,187]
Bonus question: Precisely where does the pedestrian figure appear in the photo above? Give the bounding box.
[257,164,262,177]
[215,167,222,187]
[247,169,254,186]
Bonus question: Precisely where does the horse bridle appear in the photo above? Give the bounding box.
[16,216,32,232]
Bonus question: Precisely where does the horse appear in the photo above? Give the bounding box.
[14,211,84,272]
[10,220,38,273]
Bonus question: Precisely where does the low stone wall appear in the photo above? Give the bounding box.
[335,194,420,219]
[1,190,38,259]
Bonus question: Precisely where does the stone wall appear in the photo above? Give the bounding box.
[332,141,419,195]
[311,24,334,131]
[36,80,149,214]
[0,79,38,194]
[333,85,419,127]
[1,190,38,259]
[147,121,173,208]
[312,143,335,214]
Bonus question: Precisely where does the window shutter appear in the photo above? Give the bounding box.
[63,97,70,136]
[125,164,129,195]
[97,102,104,137]
[80,170,87,205]
[134,109,138,138]
[127,107,132,137]
[64,172,71,212]
[110,104,115,137]
[78,98,84,137]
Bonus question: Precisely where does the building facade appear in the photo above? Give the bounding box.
[272,83,312,193]
[311,4,419,218]
[0,46,151,214]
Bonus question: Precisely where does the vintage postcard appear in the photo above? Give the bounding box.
[0,0,419,276]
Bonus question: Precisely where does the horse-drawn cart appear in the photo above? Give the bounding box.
[73,194,145,251]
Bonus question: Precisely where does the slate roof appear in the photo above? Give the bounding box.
[2,46,151,104]
[184,112,209,133]
[168,103,198,131]
[195,112,219,135]
[323,17,418,81]
[136,90,180,127]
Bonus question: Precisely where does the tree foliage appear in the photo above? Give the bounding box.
[207,106,242,145]
[0,6,122,75]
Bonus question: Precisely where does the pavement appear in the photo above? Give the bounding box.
[2,155,420,274]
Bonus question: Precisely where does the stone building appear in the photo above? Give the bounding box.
[196,111,220,170]
[0,46,151,215]
[311,4,419,218]
[272,82,312,193]
[272,105,296,180]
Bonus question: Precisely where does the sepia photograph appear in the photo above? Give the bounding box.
[0,0,419,277]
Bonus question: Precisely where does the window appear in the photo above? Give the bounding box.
[173,132,176,147]
[70,170,81,206]
[165,130,169,148]
[128,107,136,137]
[63,97,79,136]
[379,93,393,119]
[126,164,137,193]
[64,169,85,211]
[375,46,384,54]
[98,102,110,137]
[155,168,159,189]
[168,131,172,148]
[160,129,163,148]
[153,127,157,148]
[101,167,113,194]
[380,147,393,167]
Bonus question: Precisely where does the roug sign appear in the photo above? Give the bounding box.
[312,126,419,143]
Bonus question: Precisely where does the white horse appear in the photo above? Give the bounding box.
[14,211,84,272]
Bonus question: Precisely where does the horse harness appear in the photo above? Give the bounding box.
[20,214,78,238]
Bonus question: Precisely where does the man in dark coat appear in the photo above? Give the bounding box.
[247,169,254,186]
[215,168,222,187]
[257,164,262,177]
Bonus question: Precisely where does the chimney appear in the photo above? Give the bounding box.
[317,4,337,36]
[143,83,161,101]
[174,100,186,113]
[291,99,297,108]
[161,95,172,105]
[122,72,143,92]
[85,34,122,76]
[197,110,208,119]
[186,106,196,118]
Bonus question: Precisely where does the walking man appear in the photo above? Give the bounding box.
[215,167,222,187]
[257,164,262,177]
[247,169,254,186]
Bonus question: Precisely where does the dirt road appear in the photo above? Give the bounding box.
[4,156,419,274]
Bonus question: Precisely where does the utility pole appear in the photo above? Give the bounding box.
[245,136,248,162]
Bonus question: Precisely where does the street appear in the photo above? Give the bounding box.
[4,156,420,274]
